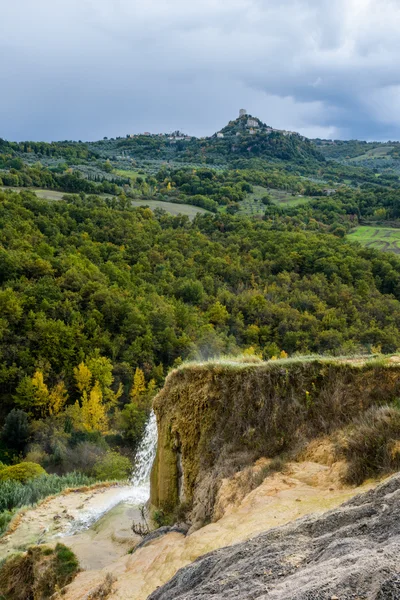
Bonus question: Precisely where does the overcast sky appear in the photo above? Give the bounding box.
[1,0,400,142]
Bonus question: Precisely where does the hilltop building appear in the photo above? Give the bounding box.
[247,118,259,128]
[239,109,247,117]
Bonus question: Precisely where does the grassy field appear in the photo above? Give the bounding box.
[1,187,70,201]
[114,168,144,180]
[130,199,208,219]
[1,187,115,202]
[1,187,209,220]
[347,226,400,254]
[348,146,394,161]
[240,185,315,215]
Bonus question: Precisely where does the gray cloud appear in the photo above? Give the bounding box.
[1,0,400,141]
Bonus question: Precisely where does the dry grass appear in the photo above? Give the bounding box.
[336,405,400,484]
[85,573,116,599]
[174,353,388,374]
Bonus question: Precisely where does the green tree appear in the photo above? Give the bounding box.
[1,410,29,452]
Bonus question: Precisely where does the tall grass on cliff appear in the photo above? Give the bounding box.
[0,472,96,535]
[338,405,400,484]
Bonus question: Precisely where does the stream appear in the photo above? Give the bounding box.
[64,411,158,536]
[0,413,159,568]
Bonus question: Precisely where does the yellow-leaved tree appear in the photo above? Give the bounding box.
[71,356,122,433]
[15,370,68,418]
[130,367,146,403]
[74,362,92,395]
[48,381,68,416]
[30,371,49,415]
[130,367,156,410]
[81,380,108,433]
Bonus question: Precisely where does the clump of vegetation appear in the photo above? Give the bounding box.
[0,462,46,483]
[0,543,79,599]
[93,451,131,481]
[151,509,173,528]
[247,456,288,491]
[337,405,400,485]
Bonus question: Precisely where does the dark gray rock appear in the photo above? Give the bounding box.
[134,523,190,551]
[148,474,400,600]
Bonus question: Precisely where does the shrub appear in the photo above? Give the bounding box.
[93,451,131,481]
[62,442,106,475]
[338,406,400,484]
[0,462,46,483]
[24,446,48,466]
[0,544,79,599]
[86,573,116,599]
[27,418,108,475]
[152,509,173,528]
[119,403,148,447]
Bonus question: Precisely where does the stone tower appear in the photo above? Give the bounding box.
[239,109,247,118]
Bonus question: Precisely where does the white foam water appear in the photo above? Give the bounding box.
[65,411,158,535]
[131,410,158,487]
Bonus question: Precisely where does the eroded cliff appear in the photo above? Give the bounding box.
[150,356,400,527]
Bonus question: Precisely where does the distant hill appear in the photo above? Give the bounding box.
[0,114,325,169]
[312,138,400,177]
[313,138,400,161]
[204,113,325,163]
[89,113,326,167]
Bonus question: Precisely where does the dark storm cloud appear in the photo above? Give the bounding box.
[1,0,400,141]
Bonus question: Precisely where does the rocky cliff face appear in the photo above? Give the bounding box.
[149,472,400,600]
[150,357,400,527]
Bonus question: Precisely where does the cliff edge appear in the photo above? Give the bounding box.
[150,356,400,528]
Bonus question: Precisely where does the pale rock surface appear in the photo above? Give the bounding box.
[149,473,400,600]
[62,461,371,600]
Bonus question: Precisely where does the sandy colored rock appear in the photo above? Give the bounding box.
[149,473,400,600]
[62,462,373,600]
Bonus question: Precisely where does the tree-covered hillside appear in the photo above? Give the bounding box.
[2,188,400,413]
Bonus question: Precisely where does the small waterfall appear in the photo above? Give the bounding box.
[131,410,158,486]
[63,411,158,535]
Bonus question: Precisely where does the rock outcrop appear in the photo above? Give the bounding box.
[150,357,400,527]
[149,472,400,600]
